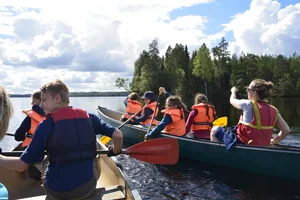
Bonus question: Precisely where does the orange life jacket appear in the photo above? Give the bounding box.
[191,103,215,131]
[22,109,46,147]
[237,101,278,146]
[124,99,142,119]
[141,102,158,125]
[161,108,186,136]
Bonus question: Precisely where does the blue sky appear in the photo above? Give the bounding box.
[171,0,300,47]
[0,0,300,94]
[171,0,251,36]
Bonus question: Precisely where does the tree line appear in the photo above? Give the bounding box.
[9,91,128,98]
[116,37,300,103]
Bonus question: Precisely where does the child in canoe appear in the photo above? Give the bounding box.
[14,91,46,148]
[185,93,216,139]
[131,91,159,126]
[145,94,188,140]
[0,80,123,200]
[120,92,142,124]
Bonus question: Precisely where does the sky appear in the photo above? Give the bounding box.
[0,0,299,94]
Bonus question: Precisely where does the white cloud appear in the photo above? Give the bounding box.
[1,0,299,94]
[0,0,214,94]
[224,0,300,56]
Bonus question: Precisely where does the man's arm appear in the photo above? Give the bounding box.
[14,117,31,141]
[230,87,242,110]
[133,108,153,123]
[185,109,197,134]
[89,114,116,137]
[145,114,172,139]
[89,113,123,155]
[0,118,53,172]
[123,97,128,107]
[111,129,123,154]
[0,156,29,172]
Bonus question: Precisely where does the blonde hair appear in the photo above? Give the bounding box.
[40,80,70,104]
[250,79,274,100]
[0,85,13,140]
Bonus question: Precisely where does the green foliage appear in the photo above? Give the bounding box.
[193,43,214,81]
[127,37,300,99]
[115,78,130,91]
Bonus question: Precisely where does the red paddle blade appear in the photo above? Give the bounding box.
[124,138,179,165]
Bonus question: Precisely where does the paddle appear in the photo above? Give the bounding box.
[5,133,33,138]
[1,138,179,165]
[98,107,143,145]
[213,116,227,127]
[5,133,15,137]
[146,91,162,134]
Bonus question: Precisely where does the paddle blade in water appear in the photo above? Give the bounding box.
[124,138,179,165]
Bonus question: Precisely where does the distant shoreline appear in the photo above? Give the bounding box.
[9,91,129,98]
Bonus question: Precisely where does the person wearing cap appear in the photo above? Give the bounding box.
[131,91,159,126]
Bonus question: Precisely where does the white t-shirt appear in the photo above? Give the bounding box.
[237,99,253,123]
[237,99,280,123]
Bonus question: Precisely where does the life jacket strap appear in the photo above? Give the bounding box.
[26,133,34,138]
[192,122,213,126]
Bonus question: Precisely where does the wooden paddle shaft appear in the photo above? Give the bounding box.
[1,150,115,157]
[118,109,142,129]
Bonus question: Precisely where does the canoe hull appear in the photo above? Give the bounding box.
[0,138,142,199]
[98,106,300,181]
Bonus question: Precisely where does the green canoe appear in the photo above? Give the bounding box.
[97,105,300,181]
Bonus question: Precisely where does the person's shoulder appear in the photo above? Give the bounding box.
[88,113,97,118]
[88,113,102,122]
[239,99,251,104]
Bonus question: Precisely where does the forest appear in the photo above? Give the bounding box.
[116,37,300,104]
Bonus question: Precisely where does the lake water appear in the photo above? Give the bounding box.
[1,96,300,200]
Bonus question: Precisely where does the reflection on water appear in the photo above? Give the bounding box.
[2,96,300,200]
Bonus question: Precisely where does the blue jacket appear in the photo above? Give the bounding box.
[15,105,46,141]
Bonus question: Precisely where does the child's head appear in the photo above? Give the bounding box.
[141,91,156,104]
[248,79,274,101]
[166,96,188,119]
[166,96,182,109]
[128,92,139,100]
[40,80,70,114]
[194,93,208,105]
[0,85,13,140]
[31,91,41,106]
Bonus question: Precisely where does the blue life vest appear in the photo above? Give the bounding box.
[0,183,8,199]
[46,107,96,164]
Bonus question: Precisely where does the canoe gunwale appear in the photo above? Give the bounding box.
[96,140,142,200]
